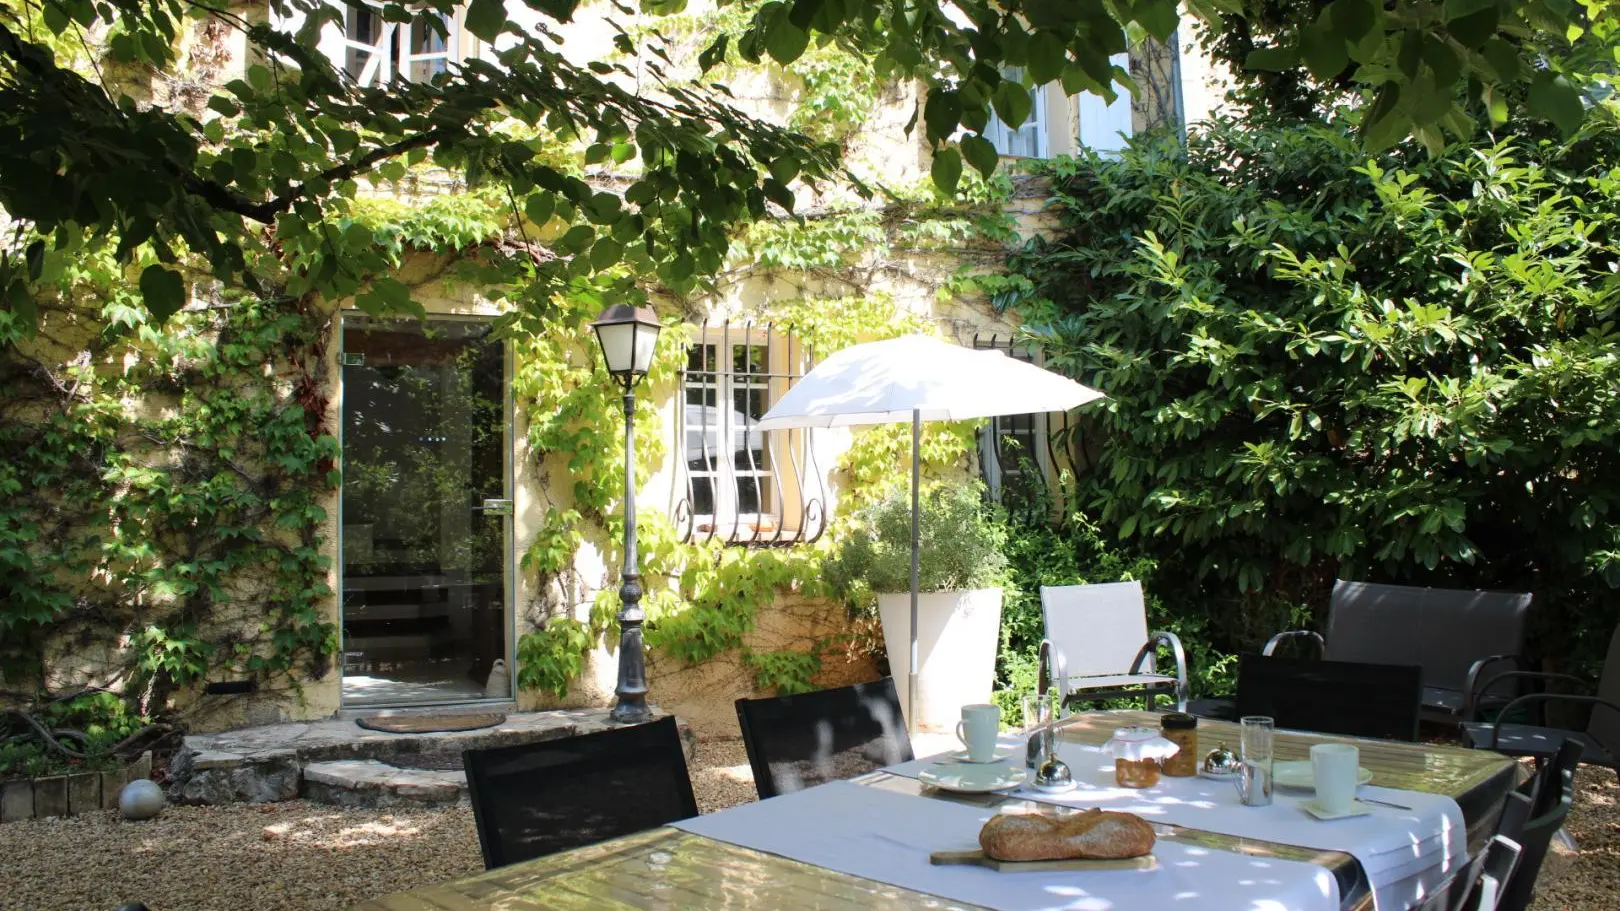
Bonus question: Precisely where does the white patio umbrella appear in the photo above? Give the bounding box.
[754,334,1106,729]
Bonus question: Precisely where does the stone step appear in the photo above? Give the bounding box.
[302,759,467,809]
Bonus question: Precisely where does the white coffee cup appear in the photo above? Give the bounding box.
[1311,743,1361,814]
[955,703,1002,762]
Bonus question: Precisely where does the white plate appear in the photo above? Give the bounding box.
[918,761,1027,793]
[1272,760,1373,790]
[1301,799,1373,821]
[943,749,1015,765]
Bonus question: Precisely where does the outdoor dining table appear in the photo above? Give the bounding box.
[350,709,1519,911]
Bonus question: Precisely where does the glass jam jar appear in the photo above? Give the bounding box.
[1159,713,1198,777]
[1114,756,1161,788]
[1102,726,1178,789]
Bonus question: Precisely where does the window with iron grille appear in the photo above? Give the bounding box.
[674,325,826,546]
[972,334,1077,518]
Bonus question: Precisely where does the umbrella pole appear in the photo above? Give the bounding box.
[908,409,921,734]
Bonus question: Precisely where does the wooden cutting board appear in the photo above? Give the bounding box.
[929,849,1158,873]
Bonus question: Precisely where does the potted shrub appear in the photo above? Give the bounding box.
[825,483,1008,732]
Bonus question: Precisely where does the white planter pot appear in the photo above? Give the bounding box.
[877,588,1004,733]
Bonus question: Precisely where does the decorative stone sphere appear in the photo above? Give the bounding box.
[119,779,166,821]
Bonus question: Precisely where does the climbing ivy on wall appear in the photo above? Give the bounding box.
[0,278,339,705]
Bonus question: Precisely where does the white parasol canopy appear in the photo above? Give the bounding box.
[755,334,1106,729]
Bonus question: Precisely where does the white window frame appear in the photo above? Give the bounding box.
[986,67,1049,159]
[333,1,462,88]
[682,333,779,539]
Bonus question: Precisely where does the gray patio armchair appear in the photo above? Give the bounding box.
[1040,581,1189,712]
[1460,623,1619,781]
[1264,580,1533,722]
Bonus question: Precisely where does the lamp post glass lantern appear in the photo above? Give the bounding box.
[590,304,663,724]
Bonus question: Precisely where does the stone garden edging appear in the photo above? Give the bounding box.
[0,752,154,823]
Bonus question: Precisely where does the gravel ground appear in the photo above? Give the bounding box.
[0,740,1611,911]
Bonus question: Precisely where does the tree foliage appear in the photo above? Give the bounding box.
[1007,117,1620,669]
[1,0,1615,329]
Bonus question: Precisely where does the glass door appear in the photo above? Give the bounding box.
[339,315,512,706]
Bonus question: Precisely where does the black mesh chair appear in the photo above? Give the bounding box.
[462,716,698,870]
[1265,580,1532,721]
[1461,624,1619,780]
[736,678,913,799]
[1233,653,1424,741]
[1495,738,1582,911]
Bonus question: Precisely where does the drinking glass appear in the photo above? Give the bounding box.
[1238,715,1275,806]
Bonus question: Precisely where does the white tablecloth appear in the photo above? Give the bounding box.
[887,739,1467,910]
[675,779,1341,911]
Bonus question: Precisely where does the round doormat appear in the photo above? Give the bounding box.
[355,712,507,734]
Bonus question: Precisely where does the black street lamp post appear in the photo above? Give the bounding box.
[590,304,663,724]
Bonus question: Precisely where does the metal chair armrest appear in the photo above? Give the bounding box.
[1131,630,1190,712]
[1464,655,1525,720]
[1470,670,1591,722]
[1488,693,1620,750]
[1263,630,1325,658]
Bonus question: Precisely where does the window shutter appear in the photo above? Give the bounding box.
[1077,52,1133,154]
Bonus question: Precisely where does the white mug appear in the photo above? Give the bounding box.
[1311,743,1360,814]
[955,703,1001,763]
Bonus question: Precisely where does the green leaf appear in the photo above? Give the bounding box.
[930,147,963,195]
[246,64,271,93]
[1421,36,1461,89]
[1300,24,1349,82]
[139,265,184,324]
[1026,30,1067,85]
[1447,7,1499,47]
[1528,71,1584,136]
[699,34,729,73]
[1328,0,1376,40]
[992,80,1033,129]
[1479,38,1522,83]
[465,0,506,42]
[525,193,555,226]
[1245,45,1300,72]
[558,224,595,254]
[960,134,1000,179]
[1444,0,1498,18]
[923,89,962,143]
[764,15,809,65]
[1361,83,1408,151]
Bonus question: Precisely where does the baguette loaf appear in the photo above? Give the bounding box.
[978,809,1156,861]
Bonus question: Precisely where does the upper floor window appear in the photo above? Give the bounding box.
[340,2,461,87]
[675,325,826,546]
[986,67,1048,158]
[986,54,1139,160]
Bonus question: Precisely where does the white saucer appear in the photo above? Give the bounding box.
[944,749,1014,764]
[918,761,1027,793]
[1301,799,1373,821]
[1273,760,1374,789]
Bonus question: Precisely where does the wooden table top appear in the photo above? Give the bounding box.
[352,709,1519,911]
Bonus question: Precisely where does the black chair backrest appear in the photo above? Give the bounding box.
[462,716,698,870]
[736,678,913,799]
[1496,739,1582,911]
[1235,653,1424,741]
[1590,624,1620,752]
[1443,791,1532,911]
[1325,581,1531,694]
